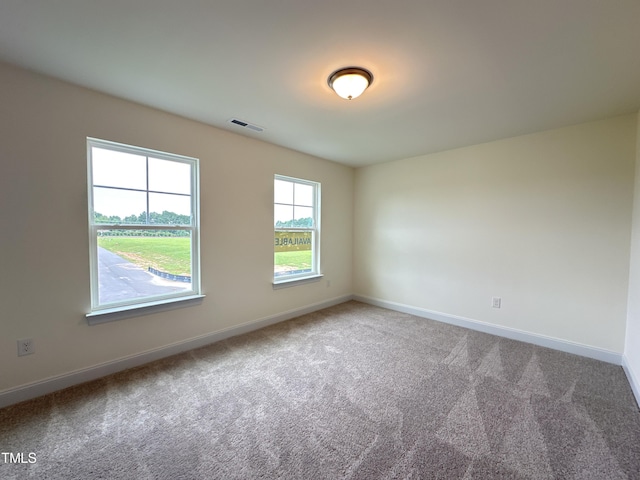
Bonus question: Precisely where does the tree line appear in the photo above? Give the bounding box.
[94,212,312,236]
[275,217,313,228]
[95,211,191,237]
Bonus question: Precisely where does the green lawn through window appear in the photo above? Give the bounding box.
[274,250,312,274]
[99,236,312,277]
[98,237,191,275]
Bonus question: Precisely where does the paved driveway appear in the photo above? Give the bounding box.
[98,247,189,304]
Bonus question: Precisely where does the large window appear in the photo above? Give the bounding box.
[274,175,320,283]
[87,138,201,314]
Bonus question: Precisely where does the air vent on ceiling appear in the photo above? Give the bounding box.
[228,118,264,133]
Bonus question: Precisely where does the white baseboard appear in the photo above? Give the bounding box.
[2,294,627,410]
[353,295,623,365]
[622,355,640,410]
[0,295,353,409]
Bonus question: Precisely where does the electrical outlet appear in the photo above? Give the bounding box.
[17,338,34,356]
[326,279,331,288]
[492,297,502,309]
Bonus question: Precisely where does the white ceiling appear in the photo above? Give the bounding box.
[0,1,639,167]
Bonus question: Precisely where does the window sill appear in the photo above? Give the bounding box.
[272,274,323,290]
[86,294,205,325]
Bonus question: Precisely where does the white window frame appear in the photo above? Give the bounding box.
[86,138,202,320]
[273,175,321,287]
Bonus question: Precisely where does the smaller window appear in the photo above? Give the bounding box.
[87,138,201,314]
[274,175,320,283]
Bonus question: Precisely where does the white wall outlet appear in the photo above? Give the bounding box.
[492,297,502,309]
[17,338,34,356]
[326,279,331,288]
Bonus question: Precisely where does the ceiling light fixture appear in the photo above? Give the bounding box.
[327,67,373,100]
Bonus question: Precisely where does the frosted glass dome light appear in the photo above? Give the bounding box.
[328,67,373,100]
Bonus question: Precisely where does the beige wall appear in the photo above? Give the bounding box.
[0,62,354,392]
[625,109,640,389]
[354,115,637,353]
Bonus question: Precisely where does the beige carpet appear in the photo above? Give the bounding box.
[1,301,639,479]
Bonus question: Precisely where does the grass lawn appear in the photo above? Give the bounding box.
[98,236,191,275]
[99,236,310,276]
[274,250,312,271]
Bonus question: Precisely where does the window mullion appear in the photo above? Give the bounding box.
[87,137,200,315]
[145,156,150,224]
[274,174,320,283]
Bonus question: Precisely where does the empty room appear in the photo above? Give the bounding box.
[1,1,639,478]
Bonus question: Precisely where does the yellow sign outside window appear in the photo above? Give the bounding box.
[274,231,312,252]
